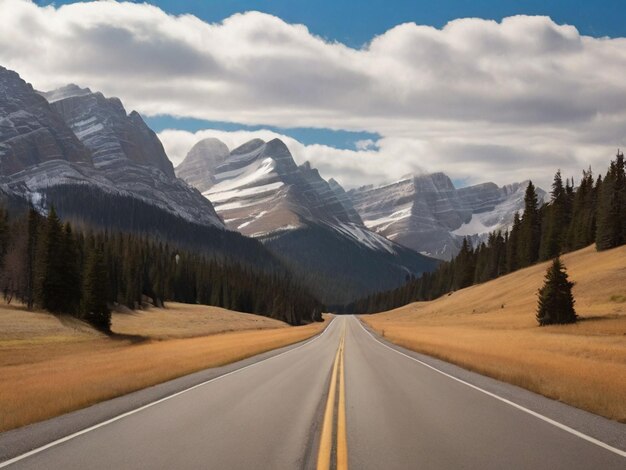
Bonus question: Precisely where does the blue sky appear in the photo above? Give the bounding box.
[38,0,626,45]
[34,0,626,150]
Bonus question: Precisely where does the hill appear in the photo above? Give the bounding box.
[362,244,626,421]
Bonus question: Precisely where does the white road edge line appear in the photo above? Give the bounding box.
[0,318,338,468]
[355,317,626,459]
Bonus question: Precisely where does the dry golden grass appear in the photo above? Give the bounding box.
[112,302,289,339]
[363,244,626,422]
[0,302,327,432]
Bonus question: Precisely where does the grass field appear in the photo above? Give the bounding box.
[0,302,327,432]
[363,244,626,422]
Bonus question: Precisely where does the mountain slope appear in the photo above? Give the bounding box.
[349,173,545,260]
[363,244,626,421]
[176,137,438,305]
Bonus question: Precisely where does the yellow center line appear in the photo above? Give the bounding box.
[317,320,348,470]
[337,327,348,470]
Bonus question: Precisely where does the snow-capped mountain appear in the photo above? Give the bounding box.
[176,137,438,305]
[348,173,545,260]
[0,67,222,229]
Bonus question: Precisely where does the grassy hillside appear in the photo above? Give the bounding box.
[363,244,626,422]
[0,302,327,432]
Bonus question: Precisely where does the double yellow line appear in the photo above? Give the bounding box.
[317,322,348,470]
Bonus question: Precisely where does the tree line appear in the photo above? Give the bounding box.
[0,205,323,331]
[340,151,626,314]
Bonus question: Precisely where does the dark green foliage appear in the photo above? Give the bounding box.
[540,170,571,260]
[25,206,39,309]
[506,212,521,273]
[596,151,625,250]
[518,181,541,267]
[81,240,111,333]
[536,257,577,326]
[35,206,68,313]
[453,237,476,289]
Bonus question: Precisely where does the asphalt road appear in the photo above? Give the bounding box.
[1,316,625,469]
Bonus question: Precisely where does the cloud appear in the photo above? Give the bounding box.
[1,0,625,188]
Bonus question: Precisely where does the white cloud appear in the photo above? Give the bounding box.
[1,0,625,189]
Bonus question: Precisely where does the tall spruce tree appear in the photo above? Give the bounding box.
[25,207,40,309]
[81,241,111,332]
[518,181,541,267]
[35,206,67,313]
[596,151,625,250]
[454,237,475,289]
[540,170,568,260]
[61,223,81,314]
[536,257,577,325]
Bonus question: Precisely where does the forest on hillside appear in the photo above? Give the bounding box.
[340,151,626,314]
[0,204,323,330]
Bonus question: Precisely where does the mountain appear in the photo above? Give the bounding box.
[0,67,90,175]
[348,173,546,260]
[175,137,229,193]
[176,137,439,305]
[0,67,289,273]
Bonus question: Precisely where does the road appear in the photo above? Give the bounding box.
[1,316,625,469]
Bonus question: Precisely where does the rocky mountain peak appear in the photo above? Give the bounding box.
[0,68,91,176]
[176,137,230,192]
[44,85,175,177]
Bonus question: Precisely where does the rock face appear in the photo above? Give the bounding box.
[177,137,438,305]
[0,67,91,176]
[175,138,230,193]
[42,84,175,177]
[39,84,221,227]
[349,173,545,260]
[0,67,222,228]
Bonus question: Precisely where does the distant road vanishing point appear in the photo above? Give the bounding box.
[1,316,624,469]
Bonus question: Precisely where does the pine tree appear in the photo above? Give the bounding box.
[25,207,40,309]
[81,241,111,332]
[36,206,67,313]
[596,151,625,250]
[506,212,521,273]
[61,223,81,314]
[540,171,567,260]
[454,237,475,289]
[518,182,541,267]
[536,257,577,326]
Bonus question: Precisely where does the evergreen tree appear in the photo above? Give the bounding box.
[81,242,111,332]
[536,257,577,326]
[61,223,81,314]
[25,206,40,309]
[566,168,596,250]
[506,212,521,273]
[518,182,541,267]
[454,237,475,289]
[596,151,625,250]
[35,206,67,313]
[540,171,567,260]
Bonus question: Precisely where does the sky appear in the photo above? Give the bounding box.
[2,0,626,189]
